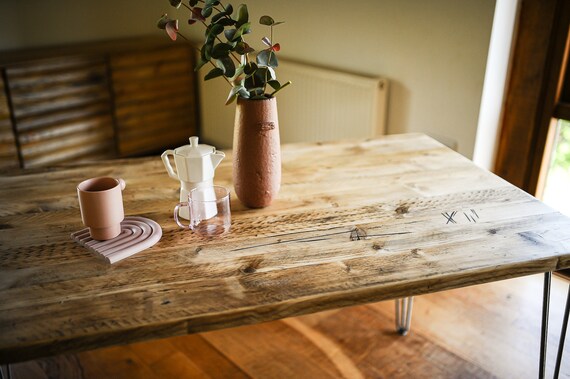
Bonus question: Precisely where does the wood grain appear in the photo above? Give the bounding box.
[0,77,19,169]
[9,274,570,378]
[5,55,115,168]
[0,36,200,168]
[2,133,570,364]
[495,0,570,194]
[110,45,198,157]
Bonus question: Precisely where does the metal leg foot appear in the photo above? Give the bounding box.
[554,282,570,379]
[395,297,414,336]
[0,364,12,379]
[540,272,552,379]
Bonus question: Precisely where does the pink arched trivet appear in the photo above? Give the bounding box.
[71,216,162,264]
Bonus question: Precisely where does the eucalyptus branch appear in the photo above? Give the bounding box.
[159,1,290,104]
[177,32,233,87]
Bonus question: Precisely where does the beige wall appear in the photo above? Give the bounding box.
[0,0,495,158]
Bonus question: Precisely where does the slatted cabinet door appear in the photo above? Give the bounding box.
[110,45,198,156]
[5,56,116,168]
[0,78,19,170]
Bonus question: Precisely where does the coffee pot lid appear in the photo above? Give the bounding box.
[174,136,215,157]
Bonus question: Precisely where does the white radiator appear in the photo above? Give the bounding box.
[199,59,388,148]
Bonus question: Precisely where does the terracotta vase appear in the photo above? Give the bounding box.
[232,97,281,208]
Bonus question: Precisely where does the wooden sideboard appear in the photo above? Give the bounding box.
[0,36,199,169]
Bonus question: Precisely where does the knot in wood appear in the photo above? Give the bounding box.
[372,242,385,251]
[241,266,257,274]
[395,204,409,215]
[350,227,368,241]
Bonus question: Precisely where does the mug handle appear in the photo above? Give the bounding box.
[174,202,191,229]
[161,150,179,180]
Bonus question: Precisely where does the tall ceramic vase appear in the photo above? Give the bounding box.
[232,97,281,208]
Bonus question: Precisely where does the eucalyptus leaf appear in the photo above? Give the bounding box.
[191,7,206,22]
[208,23,224,36]
[267,80,281,91]
[156,14,170,29]
[235,41,255,54]
[211,43,233,59]
[244,62,258,76]
[201,6,213,18]
[201,42,213,61]
[245,67,269,89]
[211,12,225,23]
[158,0,290,104]
[231,22,251,41]
[267,66,276,80]
[270,80,291,96]
[169,0,182,9]
[165,20,179,41]
[255,50,278,68]
[224,29,236,41]
[236,4,249,27]
[259,15,274,25]
[226,85,249,105]
[205,67,224,80]
[261,36,271,47]
[217,56,236,77]
[233,65,245,79]
[216,18,235,26]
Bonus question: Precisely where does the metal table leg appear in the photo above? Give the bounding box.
[0,364,12,379]
[540,272,552,379]
[395,297,414,336]
[554,282,570,379]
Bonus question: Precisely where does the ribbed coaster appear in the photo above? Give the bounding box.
[71,216,162,264]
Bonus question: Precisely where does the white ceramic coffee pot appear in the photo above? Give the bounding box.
[161,136,225,220]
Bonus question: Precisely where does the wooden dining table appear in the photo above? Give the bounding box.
[1,133,570,375]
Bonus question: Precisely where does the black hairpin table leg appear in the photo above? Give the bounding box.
[554,282,570,379]
[540,272,552,379]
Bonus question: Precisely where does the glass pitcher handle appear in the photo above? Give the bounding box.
[173,202,191,229]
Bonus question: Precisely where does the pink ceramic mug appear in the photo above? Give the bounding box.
[77,177,126,240]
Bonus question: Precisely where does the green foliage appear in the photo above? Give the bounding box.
[553,119,570,170]
[158,1,291,105]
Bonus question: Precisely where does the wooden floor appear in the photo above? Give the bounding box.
[6,274,570,379]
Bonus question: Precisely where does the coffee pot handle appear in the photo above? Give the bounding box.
[161,150,179,180]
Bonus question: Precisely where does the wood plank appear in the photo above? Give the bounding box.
[114,92,194,119]
[5,55,106,76]
[110,46,192,69]
[495,0,570,193]
[12,274,569,378]
[115,104,195,133]
[7,64,108,91]
[111,61,192,82]
[21,141,115,168]
[2,134,570,363]
[17,115,114,144]
[112,75,195,101]
[117,122,193,156]
[14,102,111,132]
[0,76,19,170]
[12,89,111,119]
[111,45,197,158]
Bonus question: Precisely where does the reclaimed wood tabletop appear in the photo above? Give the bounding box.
[2,133,570,363]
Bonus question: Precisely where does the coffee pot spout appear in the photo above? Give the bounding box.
[211,151,225,169]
